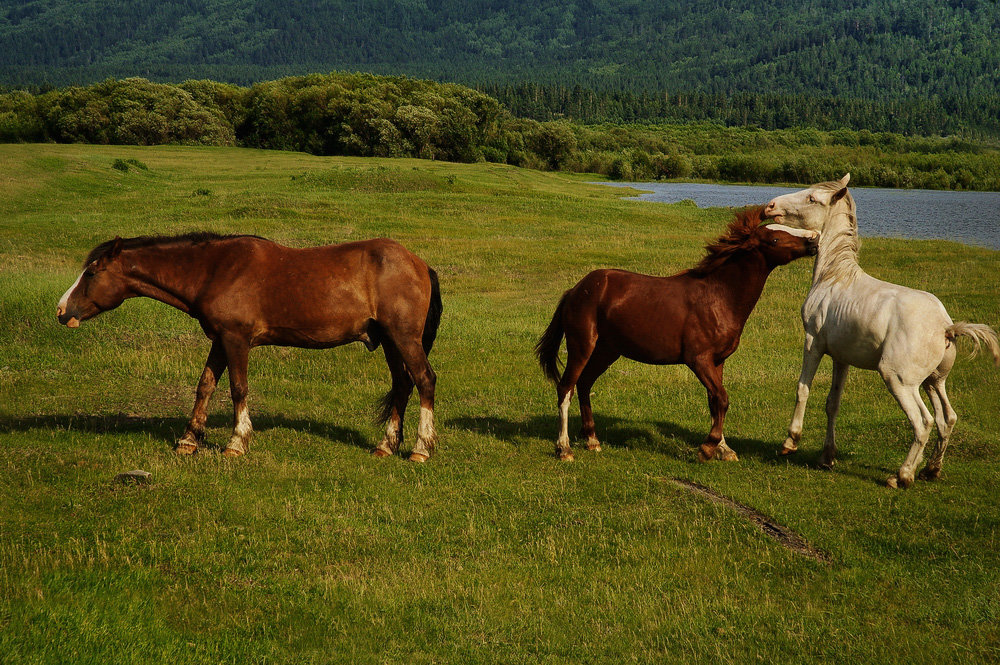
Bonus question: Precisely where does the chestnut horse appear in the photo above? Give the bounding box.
[535,207,818,462]
[57,233,442,461]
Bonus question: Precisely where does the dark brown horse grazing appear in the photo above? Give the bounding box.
[57,233,442,461]
[535,207,818,462]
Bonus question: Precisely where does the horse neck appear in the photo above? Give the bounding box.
[119,244,209,314]
[813,211,863,286]
[703,252,772,322]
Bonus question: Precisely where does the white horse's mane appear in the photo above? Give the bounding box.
[814,181,861,285]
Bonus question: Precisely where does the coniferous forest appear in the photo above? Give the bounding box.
[2,0,1000,139]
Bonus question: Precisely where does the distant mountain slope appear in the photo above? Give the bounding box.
[2,0,999,100]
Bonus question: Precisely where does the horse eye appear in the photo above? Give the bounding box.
[807,195,816,203]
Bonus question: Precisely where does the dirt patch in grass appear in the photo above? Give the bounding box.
[668,477,831,564]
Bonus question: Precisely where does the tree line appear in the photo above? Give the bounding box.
[2,74,999,191]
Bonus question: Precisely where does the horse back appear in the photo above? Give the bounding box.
[199,237,432,347]
[564,268,709,364]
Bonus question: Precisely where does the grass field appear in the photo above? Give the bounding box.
[1,144,998,664]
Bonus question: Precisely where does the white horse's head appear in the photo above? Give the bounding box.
[763,174,853,232]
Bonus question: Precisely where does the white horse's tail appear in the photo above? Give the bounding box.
[946,322,1000,365]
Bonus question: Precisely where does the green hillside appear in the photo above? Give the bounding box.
[3,0,999,101]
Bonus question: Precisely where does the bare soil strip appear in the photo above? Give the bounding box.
[668,477,831,563]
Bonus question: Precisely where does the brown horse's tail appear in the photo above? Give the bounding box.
[423,267,442,355]
[376,266,442,425]
[536,290,569,383]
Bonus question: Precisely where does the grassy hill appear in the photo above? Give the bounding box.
[1,145,999,662]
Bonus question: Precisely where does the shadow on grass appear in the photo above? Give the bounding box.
[446,413,802,464]
[446,412,896,483]
[0,412,368,452]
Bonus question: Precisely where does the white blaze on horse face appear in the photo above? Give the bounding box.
[57,271,84,315]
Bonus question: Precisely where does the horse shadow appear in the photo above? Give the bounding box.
[0,412,369,453]
[444,412,808,465]
[445,412,894,480]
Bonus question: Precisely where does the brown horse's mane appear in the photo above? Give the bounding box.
[84,232,264,267]
[687,206,767,276]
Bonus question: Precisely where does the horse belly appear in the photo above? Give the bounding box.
[604,318,683,365]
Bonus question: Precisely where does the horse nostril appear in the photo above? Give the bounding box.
[56,305,65,318]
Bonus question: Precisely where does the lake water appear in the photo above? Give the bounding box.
[598,182,1000,250]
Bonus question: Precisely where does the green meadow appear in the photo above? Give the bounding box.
[1,144,998,663]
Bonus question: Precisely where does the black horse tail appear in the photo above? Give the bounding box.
[536,290,569,384]
[422,267,443,355]
[376,266,442,425]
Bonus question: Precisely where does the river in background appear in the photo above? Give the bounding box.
[598,182,1000,250]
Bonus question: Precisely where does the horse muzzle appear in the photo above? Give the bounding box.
[56,305,80,328]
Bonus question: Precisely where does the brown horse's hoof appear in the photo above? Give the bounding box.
[918,467,941,481]
[818,459,835,470]
[779,441,798,456]
[372,448,393,458]
[175,443,198,456]
[222,447,245,458]
[558,452,575,462]
[408,452,429,463]
[717,445,739,462]
[586,442,602,452]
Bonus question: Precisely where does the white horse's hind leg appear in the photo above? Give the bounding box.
[919,378,958,480]
[819,360,849,469]
[884,377,933,489]
[781,336,823,455]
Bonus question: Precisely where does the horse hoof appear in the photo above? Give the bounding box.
[408,452,429,463]
[558,452,575,462]
[918,467,941,481]
[885,475,912,489]
[717,449,739,462]
[222,447,245,458]
[779,441,798,456]
[372,448,393,458]
[818,459,835,470]
[586,441,602,452]
[175,443,198,456]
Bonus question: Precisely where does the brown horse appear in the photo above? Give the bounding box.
[535,207,818,462]
[56,233,442,461]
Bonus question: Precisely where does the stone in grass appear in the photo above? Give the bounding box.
[114,469,152,485]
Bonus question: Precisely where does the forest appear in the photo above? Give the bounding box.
[3,74,999,191]
[2,1,1000,139]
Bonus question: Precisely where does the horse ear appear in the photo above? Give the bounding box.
[108,236,124,259]
[830,186,849,205]
[840,173,850,186]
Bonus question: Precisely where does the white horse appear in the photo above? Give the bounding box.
[763,174,999,488]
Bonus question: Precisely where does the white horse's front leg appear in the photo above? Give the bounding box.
[782,335,823,455]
